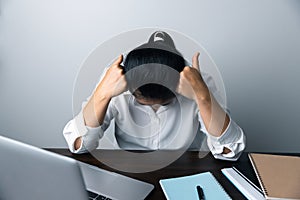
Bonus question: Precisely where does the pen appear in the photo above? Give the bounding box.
[196,185,205,200]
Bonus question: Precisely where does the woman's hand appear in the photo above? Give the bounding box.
[94,55,127,100]
[83,55,127,129]
[177,52,230,138]
[176,52,208,101]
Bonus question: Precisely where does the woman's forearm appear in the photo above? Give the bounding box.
[194,86,230,137]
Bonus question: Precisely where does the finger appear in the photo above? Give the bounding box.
[192,52,200,71]
[112,54,123,66]
[176,78,181,91]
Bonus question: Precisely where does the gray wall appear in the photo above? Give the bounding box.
[1,0,299,152]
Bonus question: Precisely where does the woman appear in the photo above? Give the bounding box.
[63,31,246,161]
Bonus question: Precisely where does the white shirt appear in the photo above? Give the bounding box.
[63,75,246,161]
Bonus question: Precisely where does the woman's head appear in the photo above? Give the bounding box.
[124,31,186,102]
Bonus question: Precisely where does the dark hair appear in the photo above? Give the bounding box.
[124,31,186,100]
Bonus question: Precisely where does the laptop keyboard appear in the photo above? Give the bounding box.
[87,190,112,200]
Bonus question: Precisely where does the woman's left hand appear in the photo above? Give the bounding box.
[176,52,209,100]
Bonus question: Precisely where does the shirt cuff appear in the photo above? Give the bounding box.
[63,111,103,153]
[206,118,246,161]
[73,125,103,153]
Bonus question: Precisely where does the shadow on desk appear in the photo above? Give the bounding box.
[45,149,252,200]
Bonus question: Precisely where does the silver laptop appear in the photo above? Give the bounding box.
[0,135,154,200]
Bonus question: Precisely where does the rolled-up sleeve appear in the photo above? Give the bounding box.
[63,95,118,154]
[63,110,104,153]
[205,117,246,161]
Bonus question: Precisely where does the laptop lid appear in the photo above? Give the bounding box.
[0,135,155,200]
[0,135,89,200]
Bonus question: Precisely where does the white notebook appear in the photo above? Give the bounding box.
[222,167,265,200]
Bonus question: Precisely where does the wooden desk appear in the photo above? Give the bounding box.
[46,149,251,200]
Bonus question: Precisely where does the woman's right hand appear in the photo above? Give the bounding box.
[94,55,127,100]
[82,55,127,130]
